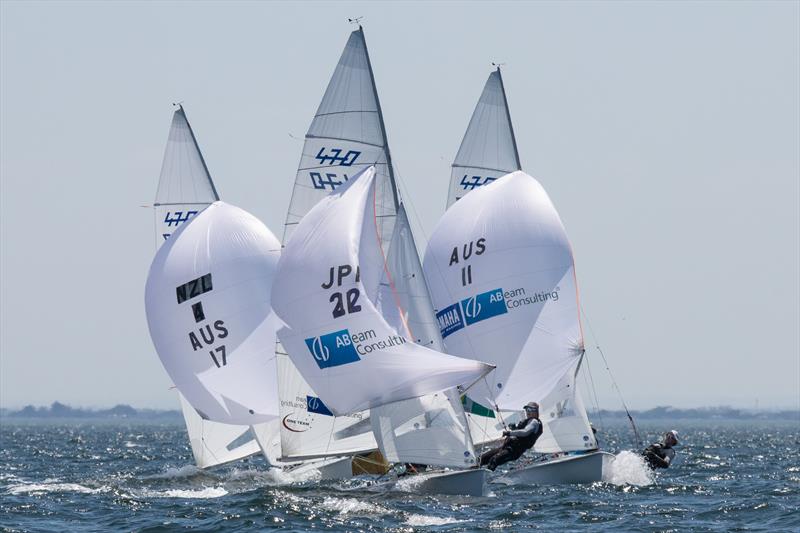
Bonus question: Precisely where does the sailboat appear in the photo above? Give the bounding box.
[273,165,494,494]
[274,27,494,494]
[149,106,277,468]
[422,69,614,484]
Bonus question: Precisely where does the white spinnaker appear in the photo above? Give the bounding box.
[424,171,584,412]
[153,107,264,467]
[146,201,281,425]
[371,207,479,468]
[534,358,597,453]
[272,167,493,417]
[277,27,398,459]
[447,68,521,208]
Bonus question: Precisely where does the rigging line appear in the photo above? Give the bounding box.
[390,160,431,245]
[579,305,642,447]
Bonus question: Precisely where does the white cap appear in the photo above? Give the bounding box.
[667,430,679,442]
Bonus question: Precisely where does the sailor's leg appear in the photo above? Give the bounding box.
[479,446,502,467]
[487,446,519,471]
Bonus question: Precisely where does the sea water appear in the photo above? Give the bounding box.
[1,419,797,531]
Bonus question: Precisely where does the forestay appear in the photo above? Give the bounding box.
[423,171,584,413]
[277,27,397,459]
[371,207,479,467]
[447,68,521,208]
[272,167,493,417]
[152,107,265,467]
[146,201,281,425]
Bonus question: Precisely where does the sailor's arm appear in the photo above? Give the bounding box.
[507,419,541,438]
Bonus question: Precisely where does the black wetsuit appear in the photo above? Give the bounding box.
[642,443,675,469]
[479,417,543,471]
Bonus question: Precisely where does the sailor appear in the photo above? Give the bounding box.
[642,430,679,469]
[479,401,543,471]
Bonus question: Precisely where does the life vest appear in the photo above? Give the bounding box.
[509,417,543,451]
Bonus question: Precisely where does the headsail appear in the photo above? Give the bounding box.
[447,68,521,207]
[272,167,493,417]
[277,27,398,459]
[371,206,479,467]
[152,107,267,466]
[423,172,589,433]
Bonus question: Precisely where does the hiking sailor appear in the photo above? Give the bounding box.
[479,402,543,471]
[642,430,679,469]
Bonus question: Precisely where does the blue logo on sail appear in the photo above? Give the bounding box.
[461,288,507,326]
[436,303,465,339]
[305,395,334,416]
[304,329,360,369]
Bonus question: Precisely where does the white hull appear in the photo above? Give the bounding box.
[404,468,489,496]
[495,451,614,485]
[283,456,354,480]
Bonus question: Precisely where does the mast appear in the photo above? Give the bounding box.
[495,67,522,171]
[358,25,400,209]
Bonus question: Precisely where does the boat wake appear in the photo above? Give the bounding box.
[602,450,654,486]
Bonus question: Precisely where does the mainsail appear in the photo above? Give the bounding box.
[447,68,521,208]
[423,171,597,453]
[272,166,493,416]
[152,107,267,466]
[277,27,397,460]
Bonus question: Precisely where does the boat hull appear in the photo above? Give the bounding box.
[409,468,489,496]
[494,451,614,485]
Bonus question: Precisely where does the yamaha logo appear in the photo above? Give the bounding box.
[463,295,482,319]
[310,336,330,362]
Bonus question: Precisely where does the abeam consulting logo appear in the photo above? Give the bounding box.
[461,288,508,326]
[304,329,361,369]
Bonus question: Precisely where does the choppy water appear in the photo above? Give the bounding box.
[1,419,797,532]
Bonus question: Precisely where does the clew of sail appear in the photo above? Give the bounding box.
[277,27,397,460]
[447,68,521,208]
[272,166,493,417]
[152,107,274,466]
[424,171,586,423]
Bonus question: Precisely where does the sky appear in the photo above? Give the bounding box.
[1,1,798,411]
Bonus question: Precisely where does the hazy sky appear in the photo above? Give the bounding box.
[1,1,798,410]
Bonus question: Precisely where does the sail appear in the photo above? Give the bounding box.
[275,353,378,461]
[423,171,583,412]
[371,206,479,467]
[447,68,521,207]
[272,166,493,416]
[277,27,398,458]
[179,394,262,468]
[534,358,597,453]
[284,27,397,247]
[145,201,281,425]
[154,106,219,243]
[152,108,266,468]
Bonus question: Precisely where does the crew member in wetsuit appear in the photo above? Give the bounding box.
[479,402,543,471]
[642,430,679,469]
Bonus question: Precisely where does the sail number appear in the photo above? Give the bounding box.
[309,147,362,190]
[460,175,496,191]
[322,264,362,319]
